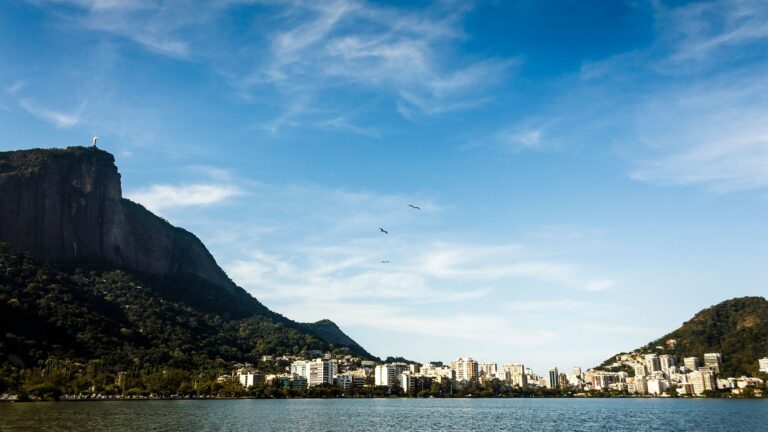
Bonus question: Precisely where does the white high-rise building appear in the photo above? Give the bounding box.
[690,370,716,396]
[759,358,768,373]
[632,376,647,394]
[500,364,527,387]
[308,359,337,386]
[375,363,410,387]
[237,368,263,388]
[646,379,669,395]
[548,367,559,389]
[659,355,676,375]
[291,359,337,387]
[633,363,647,377]
[478,362,497,378]
[703,353,722,374]
[684,357,700,371]
[290,360,307,376]
[451,358,479,383]
[644,354,661,374]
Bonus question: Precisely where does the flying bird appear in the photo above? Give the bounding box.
[408,204,421,210]
[92,136,98,147]
[381,260,390,264]
[379,227,389,234]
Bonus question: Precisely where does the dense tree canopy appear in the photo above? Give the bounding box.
[0,243,359,376]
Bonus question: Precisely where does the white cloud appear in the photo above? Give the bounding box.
[481,0,768,193]
[255,1,514,118]
[494,127,547,152]
[6,81,25,94]
[18,98,82,128]
[622,1,768,191]
[584,279,616,292]
[628,70,768,192]
[656,0,768,68]
[227,235,615,302]
[126,183,243,213]
[28,0,513,124]
[504,299,592,312]
[26,0,216,58]
[316,116,381,138]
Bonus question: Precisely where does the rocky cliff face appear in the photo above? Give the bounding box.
[0,147,237,293]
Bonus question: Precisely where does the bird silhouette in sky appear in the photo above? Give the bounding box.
[379,227,389,234]
[381,260,390,263]
[408,204,421,210]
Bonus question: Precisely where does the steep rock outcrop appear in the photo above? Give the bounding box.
[0,147,236,293]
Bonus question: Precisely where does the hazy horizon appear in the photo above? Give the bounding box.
[1,0,767,373]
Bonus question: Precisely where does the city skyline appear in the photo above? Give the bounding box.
[1,0,768,371]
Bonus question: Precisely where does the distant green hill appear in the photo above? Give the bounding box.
[601,297,768,377]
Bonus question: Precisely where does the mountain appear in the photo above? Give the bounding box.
[0,146,371,370]
[600,297,768,377]
[0,147,236,292]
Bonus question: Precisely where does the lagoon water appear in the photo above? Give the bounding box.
[1,398,766,431]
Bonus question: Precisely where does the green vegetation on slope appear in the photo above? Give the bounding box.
[601,297,768,377]
[0,243,365,374]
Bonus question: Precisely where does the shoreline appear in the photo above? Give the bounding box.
[3,394,766,402]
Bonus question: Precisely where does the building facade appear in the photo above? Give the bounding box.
[703,353,722,374]
[759,357,768,373]
[375,363,410,387]
[684,357,700,371]
[690,370,716,396]
[644,354,661,374]
[451,358,479,383]
[548,368,559,389]
[290,359,338,387]
[237,368,263,388]
[478,362,498,378]
[659,355,676,375]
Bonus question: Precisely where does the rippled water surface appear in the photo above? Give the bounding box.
[1,398,766,431]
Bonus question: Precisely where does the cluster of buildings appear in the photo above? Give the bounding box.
[373,358,533,394]
[590,352,767,396]
[227,353,376,392]
[225,351,768,397]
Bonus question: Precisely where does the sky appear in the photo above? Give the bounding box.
[1,0,768,373]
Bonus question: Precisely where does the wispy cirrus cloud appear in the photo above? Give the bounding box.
[17,98,83,128]
[131,169,617,324]
[316,116,382,138]
[628,73,768,191]
[27,0,515,132]
[624,0,768,192]
[126,183,243,214]
[6,81,25,94]
[479,0,768,194]
[418,242,615,292]
[28,0,209,58]
[239,0,514,127]
[655,0,768,69]
[489,124,555,153]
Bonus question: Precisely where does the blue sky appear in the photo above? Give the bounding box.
[2,0,768,373]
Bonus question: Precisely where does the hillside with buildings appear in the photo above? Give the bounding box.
[1,147,767,401]
[600,297,768,377]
